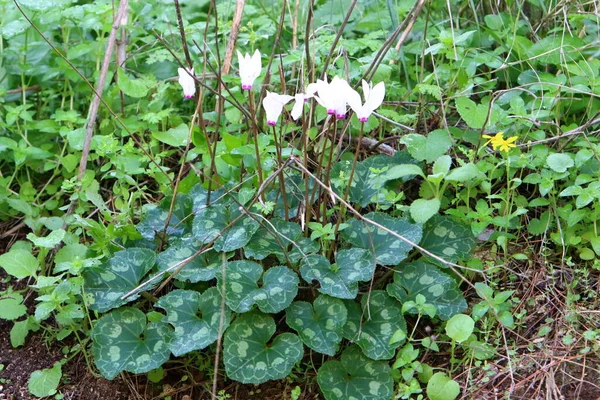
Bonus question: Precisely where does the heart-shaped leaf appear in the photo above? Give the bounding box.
[286,295,347,356]
[331,151,418,207]
[342,212,422,265]
[220,261,299,313]
[137,194,193,240]
[156,237,220,282]
[83,248,156,313]
[244,219,319,263]
[300,248,375,299]
[427,372,460,400]
[386,261,467,320]
[223,311,303,384]
[317,346,393,400]
[343,291,406,360]
[420,216,476,264]
[91,307,173,380]
[192,202,259,252]
[155,288,231,356]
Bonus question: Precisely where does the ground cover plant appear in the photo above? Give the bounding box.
[1,0,600,399]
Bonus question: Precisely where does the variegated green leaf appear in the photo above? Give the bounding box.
[317,346,393,400]
[91,308,172,380]
[245,219,319,263]
[156,237,220,282]
[155,288,231,356]
[343,291,406,360]
[387,261,467,320]
[137,194,192,240]
[192,202,259,252]
[83,248,156,313]
[420,216,476,264]
[223,311,303,384]
[331,151,418,207]
[286,295,347,356]
[300,248,375,299]
[342,212,422,265]
[220,261,299,313]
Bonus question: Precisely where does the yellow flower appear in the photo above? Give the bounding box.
[482,131,518,153]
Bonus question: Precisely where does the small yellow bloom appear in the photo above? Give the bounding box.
[482,131,518,153]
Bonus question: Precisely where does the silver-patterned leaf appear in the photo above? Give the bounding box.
[317,346,393,400]
[156,237,220,282]
[245,219,319,263]
[286,295,347,356]
[136,194,192,240]
[155,288,231,356]
[83,248,156,313]
[220,261,299,313]
[343,291,406,360]
[192,202,259,252]
[91,308,172,380]
[420,216,476,264]
[342,212,422,265]
[387,261,467,320]
[300,248,375,299]
[223,311,304,384]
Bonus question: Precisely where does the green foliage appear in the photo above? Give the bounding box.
[343,291,407,360]
[387,261,466,320]
[426,372,460,400]
[317,346,393,400]
[220,261,299,313]
[342,213,422,265]
[286,295,347,356]
[28,362,62,398]
[300,248,375,299]
[223,312,303,384]
[83,248,156,313]
[91,308,173,380]
[156,288,231,356]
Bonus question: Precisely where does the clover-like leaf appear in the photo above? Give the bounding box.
[137,194,193,240]
[317,346,393,400]
[245,219,319,263]
[420,216,476,264]
[223,311,303,384]
[83,248,156,313]
[220,261,299,313]
[342,212,422,265]
[387,261,467,320]
[343,291,406,360]
[192,202,259,252]
[91,307,172,380]
[156,237,220,282]
[286,295,347,356]
[155,288,231,356]
[300,248,375,299]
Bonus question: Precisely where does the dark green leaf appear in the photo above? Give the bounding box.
[342,212,422,265]
[386,261,467,320]
[286,295,347,356]
[343,291,406,360]
[300,248,375,299]
[92,308,173,380]
[317,346,393,400]
[420,216,476,264]
[223,311,303,384]
[83,248,156,313]
[156,288,231,356]
[137,194,193,240]
[220,261,299,313]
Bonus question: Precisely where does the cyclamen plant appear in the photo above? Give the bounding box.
[177,50,386,125]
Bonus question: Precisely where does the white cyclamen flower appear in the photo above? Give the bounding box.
[263,91,294,126]
[177,67,196,99]
[314,76,352,119]
[346,80,385,122]
[237,49,262,90]
[290,84,318,120]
